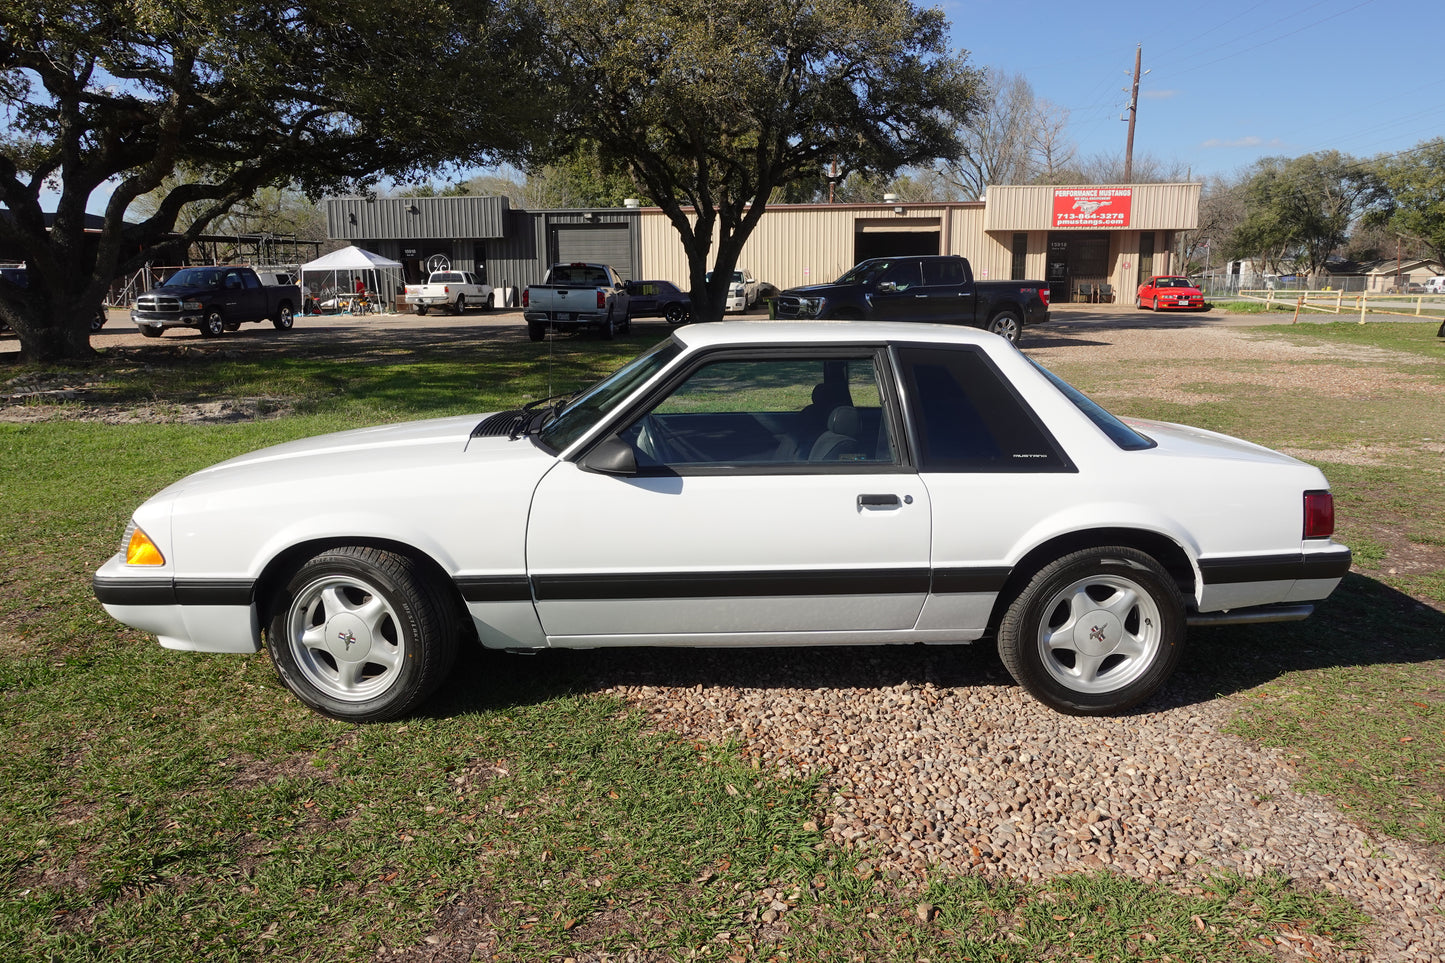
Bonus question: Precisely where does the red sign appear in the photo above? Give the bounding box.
[1052,188,1132,228]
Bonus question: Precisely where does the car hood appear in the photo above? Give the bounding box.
[146,413,550,505]
[779,282,854,297]
[1125,417,1305,467]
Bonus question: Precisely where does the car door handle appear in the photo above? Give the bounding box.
[857,493,903,510]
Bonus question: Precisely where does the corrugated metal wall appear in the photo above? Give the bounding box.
[327,196,511,240]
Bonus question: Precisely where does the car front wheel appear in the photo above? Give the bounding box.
[665,303,689,325]
[200,309,225,337]
[267,546,459,723]
[997,546,1184,716]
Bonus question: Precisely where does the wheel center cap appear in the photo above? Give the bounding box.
[1073,611,1123,656]
[324,612,372,662]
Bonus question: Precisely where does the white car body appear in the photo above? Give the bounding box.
[95,321,1350,721]
[403,271,494,314]
[707,268,760,312]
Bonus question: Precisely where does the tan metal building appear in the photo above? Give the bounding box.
[637,182,1201,305]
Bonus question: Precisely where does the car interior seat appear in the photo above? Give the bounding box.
[808,406,864,461]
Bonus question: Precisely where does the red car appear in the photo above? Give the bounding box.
[1137,275,1206,311]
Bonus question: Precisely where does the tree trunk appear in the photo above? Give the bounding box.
[8,300,99,363]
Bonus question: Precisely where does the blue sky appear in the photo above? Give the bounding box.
[947,0,1445,179]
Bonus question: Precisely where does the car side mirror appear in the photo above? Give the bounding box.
[877,281,896,293]
[579,435,638,476]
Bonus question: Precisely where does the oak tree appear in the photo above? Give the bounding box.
[0,0,540,360]
[532,0,981,320]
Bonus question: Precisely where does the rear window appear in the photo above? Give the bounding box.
[1029,359,1155,451]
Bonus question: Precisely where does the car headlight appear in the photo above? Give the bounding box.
[120,520,165,566]
[798,297,825,317]
[182,300,204,311]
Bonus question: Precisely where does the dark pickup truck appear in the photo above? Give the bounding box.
[131,265,301,338]
[772,255,1049,343]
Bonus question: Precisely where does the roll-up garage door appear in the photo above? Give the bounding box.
[553,225,634,281]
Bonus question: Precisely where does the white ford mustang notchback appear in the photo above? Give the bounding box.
[95,322,1350,720]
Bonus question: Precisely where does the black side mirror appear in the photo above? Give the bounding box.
[579,435,638,475]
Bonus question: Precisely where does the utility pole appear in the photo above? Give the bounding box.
[1124,44,1142,183]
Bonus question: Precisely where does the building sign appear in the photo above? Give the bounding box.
[1052,187,1132,228]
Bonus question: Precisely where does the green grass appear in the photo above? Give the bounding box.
[2,322,1440,959]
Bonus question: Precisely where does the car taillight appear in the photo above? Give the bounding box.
[1039,287,1050,307]
[1303,490,1334,538]
[443,285,450,294]
[597,291,606,309]
[522,288,530,307]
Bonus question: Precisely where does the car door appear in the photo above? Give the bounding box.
[918,257,976,323]
[526,349,932,645]
[868,260,928,322]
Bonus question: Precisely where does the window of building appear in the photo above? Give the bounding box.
[1011,233,1028,280]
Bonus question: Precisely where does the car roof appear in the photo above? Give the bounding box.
[670,320,999,350]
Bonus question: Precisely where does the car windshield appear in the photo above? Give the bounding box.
[1029,359,1155,451]
[536,340,682,452]
[162,268,224,288]
[1155,277,1193,288]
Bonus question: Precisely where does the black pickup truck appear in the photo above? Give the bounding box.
[131,265,301,338]
[772,255,1049,343]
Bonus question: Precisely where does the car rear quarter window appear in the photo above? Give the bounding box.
[895,346,1071,472]
[1029,359,1155,451]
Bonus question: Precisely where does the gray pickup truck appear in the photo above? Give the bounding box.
[772,255,1050,343]
[522,263,632,341]
[131,265,301,338]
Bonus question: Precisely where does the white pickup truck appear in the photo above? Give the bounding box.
[404,271,494,315]
[522,263,632,340]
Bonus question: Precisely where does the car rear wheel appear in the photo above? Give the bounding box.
[599,310,616,339]
[997,546,1185,716]
[528,322,545,342]
[986,311,1021,344]
[416,305,429,316]
[267,546,459,723]
[665,303,689,325]
[200,309,225,337]
[273,304,294,330]
[91,308,107,332]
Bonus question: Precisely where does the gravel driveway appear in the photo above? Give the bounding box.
[8,305,1441,959]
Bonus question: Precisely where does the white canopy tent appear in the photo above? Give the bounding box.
[299,245,404,314]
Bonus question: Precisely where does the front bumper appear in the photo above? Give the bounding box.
[131,312,200,329]
[93,555,261,653]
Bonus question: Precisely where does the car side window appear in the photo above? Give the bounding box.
[880,262,921,291]
[242,272,262,290]
[622,355,897,471]
[896,346,1070,472]
[922,259,966,286]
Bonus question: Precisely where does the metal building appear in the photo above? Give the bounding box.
[326,183,1199,306]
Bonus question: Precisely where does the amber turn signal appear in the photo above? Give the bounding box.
[125,526,165,566]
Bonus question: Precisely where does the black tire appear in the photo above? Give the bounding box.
[664,302,688,325]
[996,546,1185,716]
[599,310,615,339]
[454,294,466,314]
[528,321,545,342]
[986,311,1022,344]
[1151,297,1160,312]
[1135,296,1144,310]
[483,292,494,311]
[416,305,429,317]
[267,546,459,723]
[200,309,225,337]
[91,308,107,332]
[139,324,164,338]
[273,303,294,330]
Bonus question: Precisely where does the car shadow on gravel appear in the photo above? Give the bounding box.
[425,574,1443,720]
